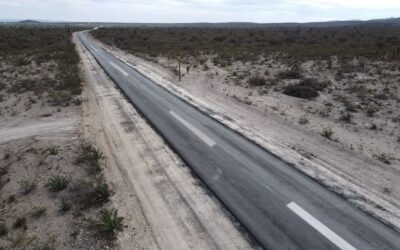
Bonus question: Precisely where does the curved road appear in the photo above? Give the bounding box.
[78,31,400,250]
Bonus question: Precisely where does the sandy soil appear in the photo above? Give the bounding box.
[0,60,111,249]
[75,33,259,249]
[88,34,400,232]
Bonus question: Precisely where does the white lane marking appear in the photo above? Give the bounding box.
[91,46,99,52]
[287,202,357,250]
[169,111,216,147]
[110,62,128,76]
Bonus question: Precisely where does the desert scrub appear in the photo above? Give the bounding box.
[374,153,392,165]
[58,198,71,214]
[0,223,7,237]
[32,206,47,218]
[298,116,309,125]
[88,209,124,235]
[321,127,334,140]
[48,175,69,192]
[282,84,319,99]
[47,146,59,156]
[13,216,27,230]
[248,76,266,86]
[93,181,115,203]
[78,143,105,175]
[18,178,37,195]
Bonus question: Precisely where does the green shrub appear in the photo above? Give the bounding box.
[78,143,105,175]
[48,175,69,192]
[93,181,115,203]
[88,209,124,235]
[47,146,59,156]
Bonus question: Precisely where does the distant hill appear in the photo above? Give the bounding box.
[18,19,41,24]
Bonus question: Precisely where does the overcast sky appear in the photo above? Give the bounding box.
[1,0,400,23]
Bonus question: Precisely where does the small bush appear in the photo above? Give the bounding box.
[47,146,59,156]
[78,143,105,175]
[339,112,353,123]
[58,198,71,213]
[299,117,309,125]
[18,179,37,195]
[13,217,27,230]
[32,206,47,218]
[48,175,69,192]
[321,127,334,140]
[88,209,124,235]
[282,85,319,99]
[0,166,8,176]
[0,223,7,237]
[374,153,391,165]
[93,181,115,203]
[248,76,266,86]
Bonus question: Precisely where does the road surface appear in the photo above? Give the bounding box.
[77,31,400,250]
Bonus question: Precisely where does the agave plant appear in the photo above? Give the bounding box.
[89,209,124,234]
[48,175,69,192]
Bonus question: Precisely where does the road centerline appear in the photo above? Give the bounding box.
[169,111,216,147]
[287,202,357,250]
[110,61,128,76]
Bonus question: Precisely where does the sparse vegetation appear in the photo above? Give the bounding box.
[47,146,59,156]
[13,216,27,230]
[248,76,266,86]
[282,84,319,99]
[48,175,69,192]
[18,179,37,195]
[321,127,334,140]
[93,181,115,203]
[0,223,7,237]
[374,153,392,165]
[88,209,124,235]
[58,198,71,213]
[32,206,47,218]
[78,143,105,175]
[299,116,309,125]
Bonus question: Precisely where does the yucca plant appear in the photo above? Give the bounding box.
[48,175,69,192]
[89,209,124,234]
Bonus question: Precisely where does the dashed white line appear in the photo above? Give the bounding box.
[169,111,216,147]
[287,202,357,250]
[91,46,99,52]
[110,61,128,76]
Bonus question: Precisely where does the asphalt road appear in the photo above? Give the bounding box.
[78,31,400,250]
